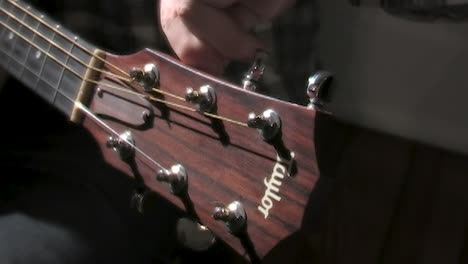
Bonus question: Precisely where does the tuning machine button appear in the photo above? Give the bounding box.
[213,201,246,235]
[185,85,216,113]
[106,131,135,160]
[156,164,188,195]
[130,63,160,92]
[247,109,281,141]
[176,218,217,252]
[306,71,332,110]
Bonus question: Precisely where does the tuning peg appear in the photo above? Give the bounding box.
[156,164,188,195]
[247,109,281,141]
[176,218,217,252]
[242,50,268,91]
[306,71,333,110]
[185,85,217,113]
[213,201,246,234]
[106,131,135,160]
[130,63,160,92]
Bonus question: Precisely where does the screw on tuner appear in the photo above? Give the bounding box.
[106,131,135,161]
[247,109,281,141]
[242,50,268,92]
[185,84,217,113]
[213,201,247,235]
[155,164,188,195]
[130,63,160,92]
[306,70,333,110]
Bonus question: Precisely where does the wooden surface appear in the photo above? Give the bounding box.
[81,48,321,261]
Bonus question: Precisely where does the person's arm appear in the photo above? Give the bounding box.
[158,0,297,75]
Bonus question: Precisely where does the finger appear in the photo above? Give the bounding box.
[239,0,297,20]
[182,2,265,62]
[164,24,228,75]
[227,4,260,30]
[159,0,227,75]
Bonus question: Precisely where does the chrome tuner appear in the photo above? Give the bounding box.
[185,85,216,113]
[176,218,216,252]
[156,164,188,195]
[242,50,268,91]
[106,131,135,160]
[247,109,281,141]
[213,201,246,234]
[130,63,160,92]
[306,71,332,110]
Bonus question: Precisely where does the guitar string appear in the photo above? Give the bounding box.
[7,0,129,78]
[74,101,166,171]
[0,7,128,82]
[8,0,239,114]
[0,15,249,127]
[0,5,185,103]
[0,14,167,170]
[8,0,206,105]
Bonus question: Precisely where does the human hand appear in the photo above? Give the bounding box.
[158,0,297,75]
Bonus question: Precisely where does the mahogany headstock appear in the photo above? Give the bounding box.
[82,48,323,261]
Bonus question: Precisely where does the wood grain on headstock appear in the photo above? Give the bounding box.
[82,48,320,261]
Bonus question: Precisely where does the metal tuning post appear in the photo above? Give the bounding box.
[242,50,268,91]
[130,63,160,92]
[130,188,158,214]
[213,201,246,235]
[176,218,217,252]
[185,85,217,113]
[155,164,188,195]
[306,71,333,110]
[106,131,135,160]
[247,109,281,141]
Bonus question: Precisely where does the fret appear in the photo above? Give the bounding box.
[2,2,22,77]
[0,0,12,53]
[35,79,55,104]
[0,35,10,68]
[68,44,90,76]
[0,0,8,67]
[16,10,36,89]
[37,31,59,104]
[20,66,37,90]
[55,40,93,115]
[51,40,69,110]
[54,69,80,114]
[8,4,31,78]
[23,13,41,89]
[0,0,98,118]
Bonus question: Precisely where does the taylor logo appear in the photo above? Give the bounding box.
[258,152,295,219]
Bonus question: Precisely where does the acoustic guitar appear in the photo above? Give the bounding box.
[0,0,324,262]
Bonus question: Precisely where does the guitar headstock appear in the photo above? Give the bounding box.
[80,48,326,261]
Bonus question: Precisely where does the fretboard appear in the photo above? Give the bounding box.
[0,0,97,117]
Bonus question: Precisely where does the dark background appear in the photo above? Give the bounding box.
[1,0,468,264]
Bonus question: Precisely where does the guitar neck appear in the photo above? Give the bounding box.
[0,0,97,118]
